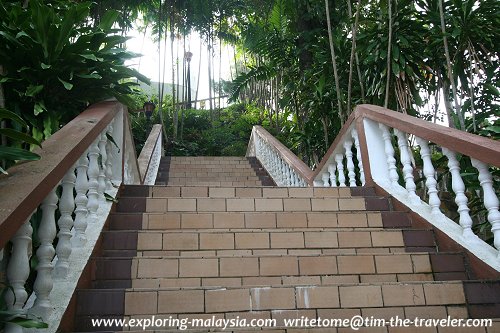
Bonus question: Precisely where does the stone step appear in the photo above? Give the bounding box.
[116,197,389,213]
[120,186,378,199]
[75,281,470,316]
[166,171,265,177]
[166,176,262,182]
[101,229,409,253]
[166,156,251,160]
[109,211,388,231]
[90,252,468,288]
[156,181,268,186]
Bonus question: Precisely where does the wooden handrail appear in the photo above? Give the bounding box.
[138,124,162,184]
[252,126,313,183]
[251,104,499,187]
[355,104,500,167]
[0,101,122,248]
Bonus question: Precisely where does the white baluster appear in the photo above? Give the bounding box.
[442,148,474,239]
[335,154,346,187]
[87,139,100,221]
[285,165,291,186]
[105,124,114,190]
[31,187,58,318]
[292,172,299,187]
[471,159,500,256]
[322,172,330,187]
[5,219,33,333]
[379,124,399,186]
[279,159,285,185]
[344,139,357,187]
[395,129,420,204]
[54,167,76,278]
[98,131,107,201]
[351,129,365,185]
[313,180,323,187]
[328,163,337,187]
[73,154,89,247]
[416,137,441,215]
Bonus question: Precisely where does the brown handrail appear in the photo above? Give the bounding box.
[0,101,122,248]
[355,104,500,167]
[138,124,162,184]
[251,104,500,187]
[253,126,313,182]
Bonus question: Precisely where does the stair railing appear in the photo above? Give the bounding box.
[138,124,163,185]
[248,104,500,271]
[246,126,311,186]
[0,101,159,333]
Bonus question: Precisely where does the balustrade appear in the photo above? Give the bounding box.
[0,101,157,333]
[248,104,499,270]
[248,126,310,187]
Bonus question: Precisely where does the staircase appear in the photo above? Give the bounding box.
[69,156,500,332]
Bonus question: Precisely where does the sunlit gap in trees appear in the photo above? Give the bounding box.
[125,21,234,109]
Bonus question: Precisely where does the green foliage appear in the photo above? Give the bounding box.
[168,104,266,156]
[0,0,149,141]
[0,108,41,173]
[1,272,47,330]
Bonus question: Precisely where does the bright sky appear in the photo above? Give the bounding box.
[125,26,234,102]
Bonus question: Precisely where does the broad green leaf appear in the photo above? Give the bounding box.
[7,317,48,328]
[34,102,46,116]
[58,78,73,90]
[99,10,119,31]
[40,63,51,69]
[483,126,500,134]
[106,133,120,151]
[15,31,31,40]
[485,84,499,97]
[80,53,102,62]
[0,108,28,127]
[76,73,102,79]
[392,62,400,77]
[104,192,118,203]
[392,45,399,61]
[0,129,41,147]
[0,146,40,161]
[25,85,44,97]
[0,31,21,45]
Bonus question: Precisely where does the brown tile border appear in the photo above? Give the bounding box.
[464,281,500,318]
[373,184,500,281]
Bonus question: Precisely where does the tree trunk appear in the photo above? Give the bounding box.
[172,34,180,140]
[194,39,202,108]
[325,0,344,124]
[157,0,168,143]
[321,117,329,150]
[233,46,239,77]
[218,37,222,111]
[170,30,177,139]
[180,35,187,141]
[443,80,455,128]
[347,0,361,114]
[384,0,392,108]
[208,42,214,119]
[438,0,465,130]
